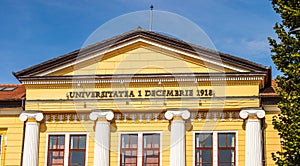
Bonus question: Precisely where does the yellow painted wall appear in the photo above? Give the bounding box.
[48,43,246,76]
[24,81,261,112]
[264,113,281,166]
[0,116,24,166]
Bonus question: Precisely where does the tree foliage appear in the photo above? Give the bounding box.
[268,0,300,165]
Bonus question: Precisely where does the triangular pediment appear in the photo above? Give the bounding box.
[45,41,246,76]
[14,28,270,81]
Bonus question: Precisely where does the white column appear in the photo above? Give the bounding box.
[165,109,190,166]
[89,109,114,166]
[19,111,44,166]
[239,108,265,166]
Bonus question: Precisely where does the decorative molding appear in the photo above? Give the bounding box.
[89,109,114,121]
[165,109,191,120]
[239,108,265,119]
[43,111,242,123]
[19,111,44,122]
[21,76,263,85]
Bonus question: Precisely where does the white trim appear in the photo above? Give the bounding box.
[118,131,163,166]
[0,134,2,164]
[22,76,263,85]
[44,132,89,166]
[37,38,248,76]
[192,130,238,166]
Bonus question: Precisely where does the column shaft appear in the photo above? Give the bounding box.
[240,109,265,166]
[89,110,114,166]
[245,119,263,166]
[22,122,40,166]
[170,120,186,166]
[19,112,43,166]
[94,121,110,166]
[165,109,190,166]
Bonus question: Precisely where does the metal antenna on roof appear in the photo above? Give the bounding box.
[149,5,153,31]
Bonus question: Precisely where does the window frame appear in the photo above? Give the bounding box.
[118,132,162,166]
[120,134,138,166]
[47,135,65,166]
[44,132,89,166]
[142,133,160,166]
[193,131,238,166]
[0,130,7,166]
[194,133,213,166]
[217,133,236,166]
[68,134,87,166]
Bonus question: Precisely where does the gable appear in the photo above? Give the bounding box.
[14,28,270,87]
[47,42,244,76]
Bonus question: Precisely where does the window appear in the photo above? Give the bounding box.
[194,132,237,166]
[143,134,160,165]
[218,133,235,166]
[195,133,213,166]
[120,133,161,166]
[47,134,87,166]
[0,87,16,91]
[69,135,87,166]
[48,135,65,166]
[120,134,138,165]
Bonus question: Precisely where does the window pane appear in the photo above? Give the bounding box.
[195,150,212,163]
[152,134,160,148]
[227,134,235,147]
[121,150,137,164]
[196,133,212,148]
[122,135,128,148]
[49,135,65,149]
[144,135,150,148]
[204,134,212,147]
[202,150,212,162]
[69,152,85,166]
[218,134,227,147]
[48,151,64,166]
[130,135,137,148]
[50,136,57,149]
[79,136,86,149]
[57,136,65,149]
[219,150,235,163]
[71,136,79,149]
[144,150,159,164]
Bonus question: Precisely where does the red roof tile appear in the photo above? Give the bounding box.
[261,80,278,96]
[0,84,25,100]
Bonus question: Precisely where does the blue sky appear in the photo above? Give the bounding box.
[0,0,281,83]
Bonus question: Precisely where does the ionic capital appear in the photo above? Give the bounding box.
[165,109,190,120]
[89,109,114,121]
[239,108,265,119]
[19,111,44,122]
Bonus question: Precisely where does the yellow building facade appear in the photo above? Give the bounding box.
[0,85,25,166]
[12,28,280,166]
